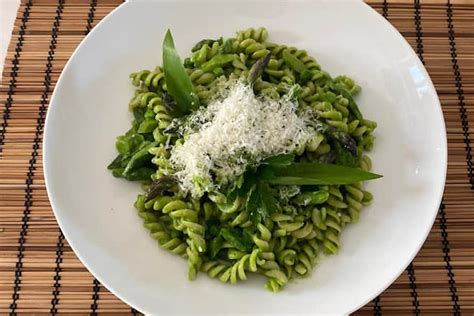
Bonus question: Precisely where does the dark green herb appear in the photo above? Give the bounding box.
[163,29,200,114]
[123,167,155,181]
[209,235,225,258]
[123,141,157,176]
[247,181,278,224]
[259,162,382,185]
[220,227,253,252]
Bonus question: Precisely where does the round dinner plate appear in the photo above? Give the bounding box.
[43,0,447,314]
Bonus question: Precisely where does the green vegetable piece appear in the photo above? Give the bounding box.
[123,141,157,176]
[247,181,278,224]
[300,69,313,84]
[282,50,306,73]
[332,83,363,121]
[260,162,382,185]
[144,176,176,202]
[115,133,145,155]
[334,142,359,167]
[209,235,225,258]
[293,191,329,206]
[124,167,155,181]
[220,227,253,252]
[137,119,158,134]
[133,108,146,125]
[200,54,235,73]
[248,54,271,84]
[163,29,200,114]
[262,153,295,167]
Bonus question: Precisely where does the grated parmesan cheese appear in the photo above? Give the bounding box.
[170,81,313,197]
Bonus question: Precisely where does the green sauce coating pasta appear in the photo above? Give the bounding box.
[108,27,378,292]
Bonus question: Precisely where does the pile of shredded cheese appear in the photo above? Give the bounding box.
[170,81,312,197]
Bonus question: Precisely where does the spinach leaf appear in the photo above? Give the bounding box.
[247,181,278,224]
[209,235,225,259]
[220,227,253,252]
[163,29,200,114]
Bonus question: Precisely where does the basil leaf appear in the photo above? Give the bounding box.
[220,227,253,252]
[260,162,382,185]
[209,235,225,259]
[163,29,200,114]
[331,83,363,121]
[334,142,358,167]
[247,181,278,224]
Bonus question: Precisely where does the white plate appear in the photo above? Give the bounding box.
[43,0,447,314]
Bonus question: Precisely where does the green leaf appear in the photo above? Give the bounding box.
[209,235,225,258]
[260,162,382,185]
[123,167,155,181]
[133,107,146,125]
[163,29,200,114]
[334,142,358,167]
[262,154,295,167]
[220,227,253,252]
[331,83,363,121]
[247,181,278,224]
[200,54,235,73]
[123,141,157,176]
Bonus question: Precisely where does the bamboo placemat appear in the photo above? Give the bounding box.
[0,0,472,314]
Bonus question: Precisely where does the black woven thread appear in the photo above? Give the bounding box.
[446,3,464,313]
[372,297,382,316]
[50,231,64,314]
[131,308,140,315]
[406,263,420,315]
[448,3,474,188]
[85,0,97,35]
[0,0,32,153]
[404,2,425,314]
[90,278,100,315]
[439,199,461,314]
[382,0,388,18]
[9,1,64,314]
[414,0,424,64]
